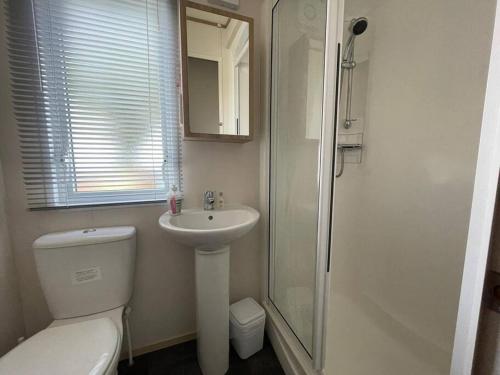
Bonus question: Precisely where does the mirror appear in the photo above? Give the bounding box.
[180,1,253,142]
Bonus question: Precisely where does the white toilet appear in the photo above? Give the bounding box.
[0,226,136,375]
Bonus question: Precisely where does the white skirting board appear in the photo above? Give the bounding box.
[263,301,323,375]
[119,331,196,360]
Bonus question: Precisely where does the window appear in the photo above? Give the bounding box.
[6,0,182,208]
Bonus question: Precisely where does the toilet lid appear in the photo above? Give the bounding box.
[0,318,119,375]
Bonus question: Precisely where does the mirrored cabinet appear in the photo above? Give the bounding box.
[180,1,254,142]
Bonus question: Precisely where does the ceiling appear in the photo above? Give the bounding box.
[187,7,230,27]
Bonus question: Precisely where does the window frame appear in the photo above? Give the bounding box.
[6,0,183,209]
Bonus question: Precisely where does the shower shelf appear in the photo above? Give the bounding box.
[336,144,362,178]
[337,143,362,151]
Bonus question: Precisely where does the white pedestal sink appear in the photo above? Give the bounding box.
[159,205,259,375]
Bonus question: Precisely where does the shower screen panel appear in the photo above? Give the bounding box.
[269,0,327,355]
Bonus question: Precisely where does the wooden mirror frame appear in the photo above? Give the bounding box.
[180,0,254,143]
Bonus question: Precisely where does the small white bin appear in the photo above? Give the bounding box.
[230,297,266,359]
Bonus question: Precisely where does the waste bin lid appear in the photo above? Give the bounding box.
[230,297,265,326]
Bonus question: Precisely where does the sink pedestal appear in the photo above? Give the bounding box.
[159,206,260,375]
[195,245,230,375]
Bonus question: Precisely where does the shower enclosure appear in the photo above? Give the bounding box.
[326,0,495,373]
[267,0,496,373]
[268,0,336,368]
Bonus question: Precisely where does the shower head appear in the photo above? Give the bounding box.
[343,17,368,63]
[350,17,368,36]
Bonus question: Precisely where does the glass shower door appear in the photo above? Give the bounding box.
[269,0,327,356]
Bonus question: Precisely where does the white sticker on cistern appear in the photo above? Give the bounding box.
[72,267,102,285]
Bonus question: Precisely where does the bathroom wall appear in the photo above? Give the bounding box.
[0,0,264,351]
[326,0,496,373]
[0,160,25,356]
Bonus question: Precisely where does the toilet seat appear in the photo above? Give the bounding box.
[49,306,125,337]
[0,317,120,375]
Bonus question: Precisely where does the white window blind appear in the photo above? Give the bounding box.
[6,0,182,209]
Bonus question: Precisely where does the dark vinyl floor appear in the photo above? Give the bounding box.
[118,335,285,375]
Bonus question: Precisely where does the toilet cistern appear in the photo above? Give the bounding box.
[0,226,136,375]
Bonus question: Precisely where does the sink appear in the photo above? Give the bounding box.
[158,204,259,375]
[159,205,260,248]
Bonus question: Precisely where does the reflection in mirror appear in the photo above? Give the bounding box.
[188,57,220,134]
[182,2,253,140]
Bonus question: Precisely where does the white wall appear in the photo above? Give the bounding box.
[238,62,250,135]
[0,0,264,351]
[0,161,25,356]
[326,0,496,373]
[187,20,221,61]
[221,20,250,135]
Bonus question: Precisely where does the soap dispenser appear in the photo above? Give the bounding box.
[168,185,182,215]
[218,191,225,208]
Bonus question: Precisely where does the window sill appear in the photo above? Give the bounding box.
[28,200,169,212]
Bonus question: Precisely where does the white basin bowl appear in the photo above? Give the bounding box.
[159,205,260,248]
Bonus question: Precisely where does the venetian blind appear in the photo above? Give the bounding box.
[5,0,182,208]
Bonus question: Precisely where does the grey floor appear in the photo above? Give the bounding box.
[118,335,285,375]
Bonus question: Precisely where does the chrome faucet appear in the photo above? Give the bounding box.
[203,191,215,210]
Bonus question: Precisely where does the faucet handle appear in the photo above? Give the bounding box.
[203,190,216,210]
[204,190,215,199]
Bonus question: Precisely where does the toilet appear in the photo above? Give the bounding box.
[0,226,136,375]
